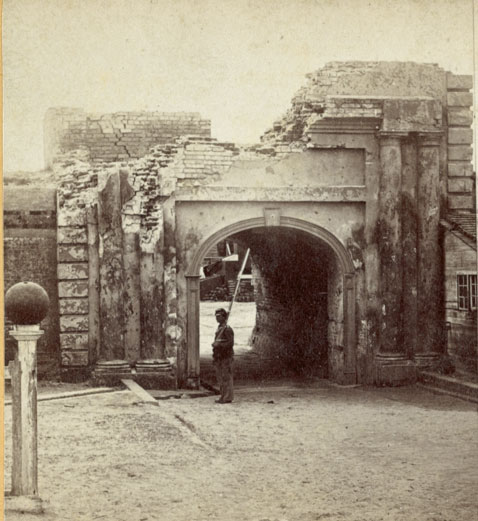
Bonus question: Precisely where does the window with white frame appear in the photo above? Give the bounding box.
[457,273,477,311]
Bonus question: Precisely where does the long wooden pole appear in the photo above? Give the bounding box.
[226,248,250,321]
[214,249,251,343]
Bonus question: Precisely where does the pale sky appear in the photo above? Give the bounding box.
[3,0,475,172]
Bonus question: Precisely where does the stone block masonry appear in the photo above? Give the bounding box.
[446,72,474,211]
[44,108,211,167]
[54,153,94,372]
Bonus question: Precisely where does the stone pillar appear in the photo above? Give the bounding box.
[343,273,357,384]
[86,205,100,365]
[136,224,176,390]
[163,197,178,359]
[185,275,201,389]
[123,217,141,363]
[5,282,49,513]
[10,326,43,499]
[415,132,444,367]
[377,134,404,353]
[400,138,418,359]
[139,246,164,360]
[96,172,127,362]
[375,133,414,384]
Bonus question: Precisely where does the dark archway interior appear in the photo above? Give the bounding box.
[227,226,337,377]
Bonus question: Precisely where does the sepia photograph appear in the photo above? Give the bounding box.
[2,0,477,520]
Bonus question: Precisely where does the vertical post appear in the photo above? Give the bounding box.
[87,205,100,365]
[375,132,416,384]
[97,171,126,361]
[139,249,164,360]
[186,275,200,389]
[123,221,141,363]
[401,138,418,359]
[415,132,444,367]
[163,197,178,359]
[5,282,48,514]
[343,273,357,384]
[9,325,44,501]
[377,133,405,356]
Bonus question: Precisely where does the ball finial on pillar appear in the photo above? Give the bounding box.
[5,282,48,514]
[5,281,50,325]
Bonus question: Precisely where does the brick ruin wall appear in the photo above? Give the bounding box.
[51,113,229,373]
[6,111,217,376]
[44,108,211,167]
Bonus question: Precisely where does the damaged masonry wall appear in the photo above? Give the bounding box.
[53,111,215,377]
[262,61,474,213]
[54,130,296,376]
[25,60,474,386]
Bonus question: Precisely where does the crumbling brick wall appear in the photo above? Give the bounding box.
[44,108,211,167]
[51,113,216,375]
[53,125,308,378]
[261,62,446,143]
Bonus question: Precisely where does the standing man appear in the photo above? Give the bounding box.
[212,308,234,404]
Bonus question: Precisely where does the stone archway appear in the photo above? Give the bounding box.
[184,216,357,387]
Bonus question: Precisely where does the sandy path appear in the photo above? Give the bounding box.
[4,382,478,521]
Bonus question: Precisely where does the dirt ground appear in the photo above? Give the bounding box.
[4,303,478,520]
[4,381,478,521]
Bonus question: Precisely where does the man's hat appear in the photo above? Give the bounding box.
[215,308,228,317]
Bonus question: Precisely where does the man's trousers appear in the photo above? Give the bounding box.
[214,357,234,402]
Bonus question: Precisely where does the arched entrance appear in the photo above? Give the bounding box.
[184,217,357,387]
